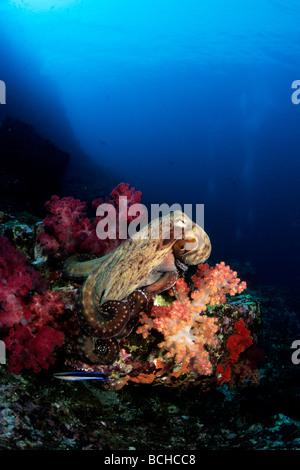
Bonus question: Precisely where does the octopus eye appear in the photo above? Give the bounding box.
[174,237,198,258]
[173,239,186,256]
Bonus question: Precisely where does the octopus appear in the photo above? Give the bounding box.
[63,211,211,365]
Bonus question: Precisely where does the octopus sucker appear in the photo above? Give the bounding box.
[77,292,130,339]
[127,290,148,319]
[78,335,119,365]
[63,211,211,364]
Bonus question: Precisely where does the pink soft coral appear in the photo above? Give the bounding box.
[39,195,90,255]
[137,262,247,376]
[0,236,46,328]
[39,182,144,256]
[5,324,64,374]
[0,236,65,374]
[88,183,143,254]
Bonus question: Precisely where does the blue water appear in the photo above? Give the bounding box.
[0,0,299,289]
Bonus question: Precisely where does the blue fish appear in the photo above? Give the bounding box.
[53,371,107,381]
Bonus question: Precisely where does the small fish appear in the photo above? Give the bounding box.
[53,371,107,381]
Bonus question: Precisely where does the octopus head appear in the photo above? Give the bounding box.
[172,211,211,266]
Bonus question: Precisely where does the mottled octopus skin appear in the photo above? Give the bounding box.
[63,210,211,364]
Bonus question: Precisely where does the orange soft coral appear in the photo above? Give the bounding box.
[190,262,247,307]
[137,262,246,377]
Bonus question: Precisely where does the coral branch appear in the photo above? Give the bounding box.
[137,262,247,377]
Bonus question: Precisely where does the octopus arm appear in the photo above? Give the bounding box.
[62,254,110,281]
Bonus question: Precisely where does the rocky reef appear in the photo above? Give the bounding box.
[0,184,300,450]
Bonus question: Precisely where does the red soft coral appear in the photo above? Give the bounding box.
[0,236,65,374]
[40,195,90,254]
[5,325,65,374]
[216,319,253,384]
[39,182,144,256]
[0,237,46,328]
[29,291,65,330]
[227,319,253,364]
[90,182,145,254]
[92,182,142,210]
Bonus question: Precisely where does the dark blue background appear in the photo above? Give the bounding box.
[0,0,299,288]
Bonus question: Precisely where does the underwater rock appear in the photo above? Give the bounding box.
[0,116,69,214]
[0,211,37,259]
